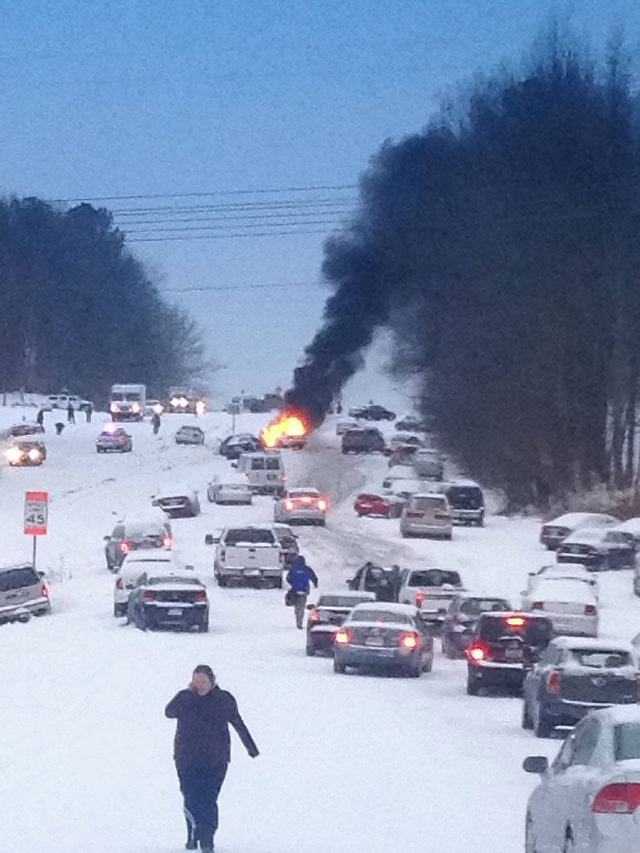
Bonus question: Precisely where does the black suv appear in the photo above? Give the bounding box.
[104,518,172,572]
[443,481,485,527]
[465,612,553,695]
[341,428,385,454]
[361,405,396,421]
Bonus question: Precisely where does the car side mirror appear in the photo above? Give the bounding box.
[523,756,549,775]
[204,535,214,545]
[37,570,46,579]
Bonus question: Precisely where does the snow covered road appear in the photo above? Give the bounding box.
[2,409,640,852]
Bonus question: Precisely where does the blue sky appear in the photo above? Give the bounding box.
[1,0,639,402]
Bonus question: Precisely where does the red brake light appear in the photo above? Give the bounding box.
[335,628,351,645]
[120,541,130,554]
[318,499,327,511]
[143,590,156,602]
[115,578,124,590]
[592,783,640,814]
[308,609,320,623]
[415,591,427,607]
[40,583,48,598]
[547,671,561,694]
[466,642,489,663]
[531,601,544,610]
[285,500,294,511]
[585,604,597,616]
[399,631,419,650]
[194,590,207,602]
[163,535,173,549]
[504,616,526,629]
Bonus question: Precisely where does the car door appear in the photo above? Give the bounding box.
[528,643,559,718]
[398,569,410,603]
[108,524,125,564]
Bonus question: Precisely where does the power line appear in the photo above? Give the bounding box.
[49,183,358,204]
[128,228,331,243]
[161,281,321,294]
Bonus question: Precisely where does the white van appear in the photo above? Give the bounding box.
[235,452,286,495]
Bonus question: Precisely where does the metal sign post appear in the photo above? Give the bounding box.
[24,490,48,570]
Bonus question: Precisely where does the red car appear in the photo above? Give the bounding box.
[354,493,404,518]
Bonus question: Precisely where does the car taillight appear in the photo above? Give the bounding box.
[285,500,294,511]
[334,628,351,645]
[399,631,419,650]
[466,642,490,663]
[40,583,49,598]
[434,512,450,520]
[115,578,124,590]
[143,590,156,602]
[531,601,544,610]
[318,499,327,511]
[504,615,526,629]
[585,604,597,616]
[547,671,561,694]
[592,783,640,814]
[308,609,320,623]
[163,536,173,549]
[406,511,423,518]
[415,591,427,606]
[194,590,207,602]
[120,541,130,554]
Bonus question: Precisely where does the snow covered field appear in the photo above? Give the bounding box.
[2,407,640,852]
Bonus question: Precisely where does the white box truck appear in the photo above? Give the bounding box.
[110,384,146,421]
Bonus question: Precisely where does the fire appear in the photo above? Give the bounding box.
[261,411,308,448]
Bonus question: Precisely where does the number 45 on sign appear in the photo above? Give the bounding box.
[24,491,48,536]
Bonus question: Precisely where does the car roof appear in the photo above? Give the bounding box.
[0,562,35,574]
[121,519,168,534]
[444,479,481,489]
[550,637,633,653]
[613,518,640,533]
[351,602,417,616]
[547,512,616,525]
[479,610,551,621]
[587,705,640,726]
[123,549,176,562]
[288,487,320,494]
[562,527,607,543]
[410,492,448,499]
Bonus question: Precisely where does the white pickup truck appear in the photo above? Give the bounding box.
[214,525,284,588]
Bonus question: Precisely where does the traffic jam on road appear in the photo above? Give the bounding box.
[4,395,640,852]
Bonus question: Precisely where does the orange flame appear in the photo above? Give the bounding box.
[261,411,308,448]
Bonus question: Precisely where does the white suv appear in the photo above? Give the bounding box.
[113,550,189,616]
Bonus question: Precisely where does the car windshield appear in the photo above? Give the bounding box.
[318,596,370,608]
[224,528,275,545]
[478,616,552,646]
[147,576,200,586]
[460,598,509,616]
[605,532,630,544]
[351,609,411,624]
[412,497,446,511]
[290,491,318,498]
[0,567,39,591]
[408,569,461,587]
[447,487,483,508]
[569,650,631,668]
[614,724,640,761]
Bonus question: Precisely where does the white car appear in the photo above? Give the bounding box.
[525,562,599,596]
[540,512,618,549]
[274,488,327,525]
[207,478,253,505]
[521,578,598,637]
[524,705,640,853]
[152,486,200,518]
[113,549,188,617]
[381,465,417,494]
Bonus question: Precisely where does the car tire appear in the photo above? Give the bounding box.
[207,489,215,503]
[525,814,538,853]
[305,642,315,657]
[334,659,346,674]
[273,576,283,589]
[113,604,125,618]
[521,700,534,730]
[217,575,228,588]
[534,708,553,738]
[135,607,147,631]
[443,637,456,659]
[198,619,209,633]
[423,654,433,673]
[634,577,640,597]
[466,671,480,695]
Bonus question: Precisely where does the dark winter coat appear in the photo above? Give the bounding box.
[165,685,258,771]
[286,555,318,594]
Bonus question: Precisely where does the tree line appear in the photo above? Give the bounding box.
[0,198,207,405]
[314,31,640,508]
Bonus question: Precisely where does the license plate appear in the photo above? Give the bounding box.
[267,474,277,480]
[505,648,522,661]
[244,569,260,577]
[168,608,182,616]
[366,636,384,646]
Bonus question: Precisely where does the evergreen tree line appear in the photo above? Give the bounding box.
[311,34,640,508]
[0,198,207,405]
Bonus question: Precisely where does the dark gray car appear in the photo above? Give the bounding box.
[104,518,173,572]
[522,638,638,737]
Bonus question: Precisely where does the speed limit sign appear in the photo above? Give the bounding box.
[24,491,48,536]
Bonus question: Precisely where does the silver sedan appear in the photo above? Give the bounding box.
[207,480,253,505]
[274,488,327,525]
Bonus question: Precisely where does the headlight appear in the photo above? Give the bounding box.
[110,402,119,413]
[131,402,140,413]
[171,397,179,407]
[6,447,21,463]
[28,448,41,461]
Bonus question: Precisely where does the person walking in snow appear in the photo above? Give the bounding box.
[165,665,259,853]
[85,402,92,423]
[66,402,75,424]
[286,554,318,629]
[151,410,161,435]
[36,408,44,429]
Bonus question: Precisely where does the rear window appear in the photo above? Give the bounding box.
[351,609,411,624]
[478,615,552,646]
[224,528,275,545]
[266,457,281,471]
[318,596,370,608]
[408,569,461,587]
[460,598,509,616]
[446,487,483,508]
[569,650,631,669]
[148,576,200,586]
[0,567,39,591]
[614,724,640,761]
[250,458,265,470]
[412,497,446,511]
